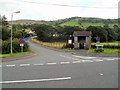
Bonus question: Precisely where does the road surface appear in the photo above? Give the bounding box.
[1,40,118,88]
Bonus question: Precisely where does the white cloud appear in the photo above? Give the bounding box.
[0,0,119,21]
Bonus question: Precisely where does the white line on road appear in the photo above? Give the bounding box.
[106,59,115,61]
[100,73,103,76]
[0,77,71,84]
[72,61,81,63]
[72,55,96,59]
[20,64,30,66]
[34,63,44,66]
[0,65,2,67]
[60,62,70,64]
[6,65,16,67]
[47,63,57,65]
[95,60,103,62]
[81,60,94,62]
[60,55,79,60]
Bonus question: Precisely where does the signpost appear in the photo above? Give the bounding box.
[95,37,104,52]
[96,37,100,43]
[19,39,24,52]
[24,38,28,42]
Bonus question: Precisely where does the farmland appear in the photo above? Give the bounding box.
[60,21,117,29]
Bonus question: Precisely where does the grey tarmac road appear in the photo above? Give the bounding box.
[1,40,118,88]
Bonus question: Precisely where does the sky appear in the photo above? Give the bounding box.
[0,0,119,21]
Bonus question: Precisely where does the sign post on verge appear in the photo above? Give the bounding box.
[19,39,24,52]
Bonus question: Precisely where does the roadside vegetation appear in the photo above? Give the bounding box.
[0,50,33,58]
[32,39,65,49]
[1,15,30,55]
[88,48,119,54]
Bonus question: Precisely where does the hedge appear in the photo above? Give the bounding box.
[2,38,29,54]
[91,43,120,49]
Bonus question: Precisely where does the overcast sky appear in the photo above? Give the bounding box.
[0,0,119,21]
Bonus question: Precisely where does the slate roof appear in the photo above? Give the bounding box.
[73,31,91,36]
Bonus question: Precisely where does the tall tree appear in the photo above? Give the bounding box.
[2,15,10,40]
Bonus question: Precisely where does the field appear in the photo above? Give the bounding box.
[60,21,117,29]
[32,39,65,49]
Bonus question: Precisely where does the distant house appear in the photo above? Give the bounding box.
[73,31,91,49]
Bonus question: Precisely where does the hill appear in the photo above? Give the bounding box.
[48,17,118,28]
[9,17,118,28]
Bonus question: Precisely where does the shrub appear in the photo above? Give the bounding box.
[2,38,29,54]
[62,44,74,49]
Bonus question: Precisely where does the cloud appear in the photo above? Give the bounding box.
[0,0,119,21]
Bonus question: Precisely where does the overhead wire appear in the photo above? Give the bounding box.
[20,0,118,9]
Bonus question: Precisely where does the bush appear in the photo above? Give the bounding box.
[62,44,74,49]
[2,38,29,54]
[95,48,104,52]
[91,43,120,49]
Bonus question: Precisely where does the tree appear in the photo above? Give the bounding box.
[33,24,56,42]
[2,15,10,40]
[86,26,108,42]
[104,24,117,41]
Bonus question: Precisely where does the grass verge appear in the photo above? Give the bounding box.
[88,48,120,54]
[0,50,33,58]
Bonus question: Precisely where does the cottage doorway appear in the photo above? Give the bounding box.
[79,43,84,49]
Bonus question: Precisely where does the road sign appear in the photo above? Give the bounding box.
[24,38,28,41]
[19,39,24,43]
[96,37,100,41]
[20,44,24,46]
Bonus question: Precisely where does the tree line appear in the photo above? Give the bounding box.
[31,23,120,42]
[1,15,30,54]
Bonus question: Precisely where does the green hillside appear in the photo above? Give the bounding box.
[9,19,48,25]
[60,21,117,29]
[9,17,118,29]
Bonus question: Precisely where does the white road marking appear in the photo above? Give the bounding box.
[34,63,44,66]
[60,62,70,64]
[106,59,115,61]
[60,55,79,60]
[100,73,103,76]
[6,65,16,67]
[72,61,81,63]
[73,55,96,59]
[20,64,30,66]
[0,77,71,84]
[47,63,57,65]
[95,60,103,62]
[0,65,2,67]
[81,60,94,62]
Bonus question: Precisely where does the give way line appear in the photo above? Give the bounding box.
[0,77,71,84]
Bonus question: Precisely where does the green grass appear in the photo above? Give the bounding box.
[60,21,117,29]
[88,48,119,54]
[0,50,33,58]
[91,41,119,46]
[60,21,80,27]
[32,39,65,49]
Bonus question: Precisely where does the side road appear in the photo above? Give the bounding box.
[2,39,119,62]
[31,40,119,57]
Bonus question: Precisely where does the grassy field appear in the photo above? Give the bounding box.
[60,21,117,29]
[0,50,33,58]
[32,39,65,49]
